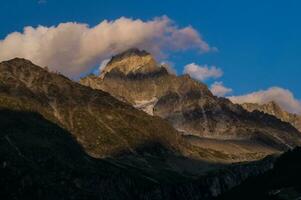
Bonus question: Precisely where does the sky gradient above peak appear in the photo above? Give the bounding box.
[0,0,300,112]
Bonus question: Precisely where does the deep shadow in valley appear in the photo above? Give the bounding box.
[216,147,301,200]
[0,109,277,200]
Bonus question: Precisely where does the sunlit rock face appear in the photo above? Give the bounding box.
[100,48,160,78]
[80,48,301,159]
[241,101,301,132]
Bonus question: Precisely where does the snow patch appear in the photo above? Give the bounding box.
[134,97,158,115]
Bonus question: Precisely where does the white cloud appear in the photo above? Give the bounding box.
[183,63,223,81]
[228,87,301,114]
[210,81,232,97]
[0,16,214,78]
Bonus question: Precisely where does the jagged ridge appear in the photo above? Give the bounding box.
[242,101,301,132]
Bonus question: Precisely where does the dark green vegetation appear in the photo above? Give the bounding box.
[217,147,301,200]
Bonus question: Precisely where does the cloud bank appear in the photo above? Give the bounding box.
[183,63,223,81]
[0,16,214,77]
[210,81,232,97]
[229,87,301,114]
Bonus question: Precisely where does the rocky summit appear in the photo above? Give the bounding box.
[241,101,301,132]
[81,48,301,160]
[100,48,160,78]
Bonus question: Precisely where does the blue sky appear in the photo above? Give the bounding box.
[0,0,300,106]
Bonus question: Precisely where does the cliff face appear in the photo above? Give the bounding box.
[242,101,301,132]
[80,48,301,159]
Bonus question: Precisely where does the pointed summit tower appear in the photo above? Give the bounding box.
[100,48,163,78]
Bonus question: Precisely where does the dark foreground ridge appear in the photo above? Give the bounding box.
[0,109,276,200]
[217,147,301,200]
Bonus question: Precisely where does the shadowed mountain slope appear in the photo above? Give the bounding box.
[217,147,301,200]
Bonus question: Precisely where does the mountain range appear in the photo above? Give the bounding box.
[1,49,301,199]
[81,48,301,160]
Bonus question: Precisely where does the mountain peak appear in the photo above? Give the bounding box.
[1,58,47,76]
[108,48,150,64]
[100,48,162,77]
[2,57,35,66]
